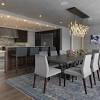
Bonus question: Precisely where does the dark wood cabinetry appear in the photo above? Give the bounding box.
[15,30,27,42]
[5,46,50,72]
[35,29,61,50]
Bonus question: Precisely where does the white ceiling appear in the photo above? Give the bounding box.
[0,0,100,26]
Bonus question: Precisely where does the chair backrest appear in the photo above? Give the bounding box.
[16,47,27,57]
[82,54,92,78]
[39,47,48,56]
[92,49,99,54]
[39,51,48,56]
[30,47,39,56]
[51,51,58,56]
[92,53,99,72]
[98,53,100,68]
[35,55,49,77]
[40,47,49,51]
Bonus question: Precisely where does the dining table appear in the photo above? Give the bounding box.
[48,52,91,80]
[48,54,84,66]
[48,54,85,79]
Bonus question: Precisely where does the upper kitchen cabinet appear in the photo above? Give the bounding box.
[35,29,61,50]
[15,30,28,43]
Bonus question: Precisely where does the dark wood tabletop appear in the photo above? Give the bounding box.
[48,54,84,65]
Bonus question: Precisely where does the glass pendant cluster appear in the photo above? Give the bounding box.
[69,20,89,37]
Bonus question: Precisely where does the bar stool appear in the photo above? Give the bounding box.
[29,47,39,71]
[15,47,27,73]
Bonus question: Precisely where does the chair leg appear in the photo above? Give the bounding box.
[25,57,28,72]
[64,74,66,87]
[75,76,77,80]
[48,77,50,81]
[93,72,96,85]
[97,70,100,81]
[59,73,61,86]
[89,75,93,88]
[82,78,87,94]
[15,57,18,73]
[43,78,47,93]
[33,74,36,88]
[72,76,74,82]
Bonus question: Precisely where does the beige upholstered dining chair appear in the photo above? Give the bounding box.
[64,54,92,94]
[33,54,61,93]
[91,53,100,85]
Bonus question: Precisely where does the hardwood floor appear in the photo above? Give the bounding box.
[0,71,34,100]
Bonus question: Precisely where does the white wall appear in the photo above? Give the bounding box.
[61,27,81,50]
[61,27,70,50]
[73,36,81,50]
[84,25,100,51]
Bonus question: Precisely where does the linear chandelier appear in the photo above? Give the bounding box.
[68,21,89,37]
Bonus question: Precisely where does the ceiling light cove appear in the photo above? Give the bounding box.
[0,13,57,31]
[7,15,10,18]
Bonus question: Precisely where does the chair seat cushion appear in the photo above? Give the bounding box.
[71,64,82,68]
[47,67,61,78]
[75,65,82,69]
[64,67,82,77]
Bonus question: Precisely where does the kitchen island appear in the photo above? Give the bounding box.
[5,46,50,72]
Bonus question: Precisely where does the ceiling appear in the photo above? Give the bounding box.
[0,13,57,31]
[0,0,100,26]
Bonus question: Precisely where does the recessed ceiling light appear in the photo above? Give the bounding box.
[1,2,5,6]
[0,16,3,18]
[39,14,42,18]
[61,1,68,6]
[46,25,49,27]
[7,15,10,18]
[36,22,39,25]
[24,20,27,22]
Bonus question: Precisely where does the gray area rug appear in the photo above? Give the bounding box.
[6,73,100,100]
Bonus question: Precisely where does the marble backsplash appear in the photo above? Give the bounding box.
[0,37,27,46]
[0,37,15,46]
